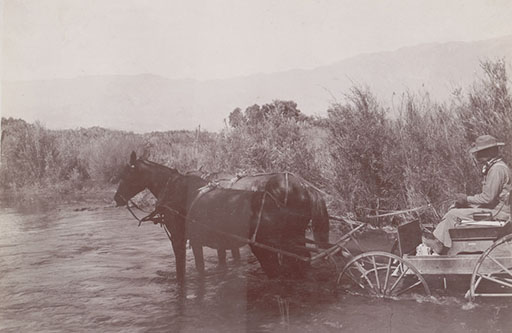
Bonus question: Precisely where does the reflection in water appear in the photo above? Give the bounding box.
[0,203,511,332]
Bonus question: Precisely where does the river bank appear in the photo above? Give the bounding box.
[0,184,120,210]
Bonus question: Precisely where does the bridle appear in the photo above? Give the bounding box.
[117,193,154,226]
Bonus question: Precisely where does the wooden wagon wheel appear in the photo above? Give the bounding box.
[469,233,512,300]
[337,251,430,298]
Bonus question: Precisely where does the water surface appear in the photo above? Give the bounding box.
[0,203,510,332]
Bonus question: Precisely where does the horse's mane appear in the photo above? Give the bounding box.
[139,159,180,174]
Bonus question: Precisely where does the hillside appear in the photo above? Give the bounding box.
[2,35,512,132]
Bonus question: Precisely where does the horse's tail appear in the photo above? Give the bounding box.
[310,191,330,248]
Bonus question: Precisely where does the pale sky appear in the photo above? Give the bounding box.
[2,0,512,81]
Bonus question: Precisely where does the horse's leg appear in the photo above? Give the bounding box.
[167,222,187,282]
[217,248,227,267]
[191,240,205,275]
[231,248,241,262]
[280,220,310,278]
[170,236,187,283]
[249,245,280,278]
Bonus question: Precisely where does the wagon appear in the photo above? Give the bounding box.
[336,216,512,300]
[133,197,512,301]
[117,153,512,300]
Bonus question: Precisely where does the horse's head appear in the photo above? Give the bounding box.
[114,151,148,206]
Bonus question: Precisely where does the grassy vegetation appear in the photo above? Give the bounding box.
[1,60,510,225]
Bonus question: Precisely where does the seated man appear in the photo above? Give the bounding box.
[425,135,511,254]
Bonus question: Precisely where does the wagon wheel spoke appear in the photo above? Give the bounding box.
[394,280,424,296]
[476,273,512,289]
[470,234,512,300]
[485,254,512,277]
[338,251,430,298]
[382,257,393,293]
[372,256,381,292]
[344,268,368,290]
[353,261,378,294]
[342,264,378,294]
[388,266,409,295]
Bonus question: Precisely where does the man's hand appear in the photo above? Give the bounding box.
[454,193,468,208]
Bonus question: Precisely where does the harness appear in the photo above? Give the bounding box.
[127,177,313,247]
[122,171,332,255]
[118,194,174,242]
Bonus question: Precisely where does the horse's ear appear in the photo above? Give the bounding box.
[130,151,137,165]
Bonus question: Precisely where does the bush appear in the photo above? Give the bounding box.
[79,131,144,183]
[392,94,474,222]
[326,87,399,217]
[209,101,324,184]
[0,119,58,188]
[456,59,512,163]
[1,60,510,222]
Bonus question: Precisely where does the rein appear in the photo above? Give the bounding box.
[364,204,433,218]
[363,199,452,219]
[124,198,174,242]
[119,194,164,227]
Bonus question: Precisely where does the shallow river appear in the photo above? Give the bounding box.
[0,201,511,332]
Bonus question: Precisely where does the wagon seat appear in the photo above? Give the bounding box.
[447,190,512,255]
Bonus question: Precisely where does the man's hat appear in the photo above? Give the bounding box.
[469,135,505,153]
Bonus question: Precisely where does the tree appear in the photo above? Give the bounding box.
[245,104,263,126]
[228,107,245,128]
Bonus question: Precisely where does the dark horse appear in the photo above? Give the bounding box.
[188,171,330,247]
[114,152,329,280]
[154,173,311,279]
[113,152,239,268]
[186,171,331,274]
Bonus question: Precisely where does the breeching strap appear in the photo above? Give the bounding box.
[284,172,289,206]
[252,192,267,243]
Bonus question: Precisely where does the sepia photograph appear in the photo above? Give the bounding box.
[1,0,512,332]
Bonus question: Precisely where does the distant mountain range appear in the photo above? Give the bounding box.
[3,35,512,133]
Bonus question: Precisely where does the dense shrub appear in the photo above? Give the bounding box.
[1,60,510,222]
[212,101,325,184]
[143,130,219,173]
[326,87,400,216]
[0,119,59,188]
[392,94,474,222]
[79,131,144,183]
[456,59,512,163]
